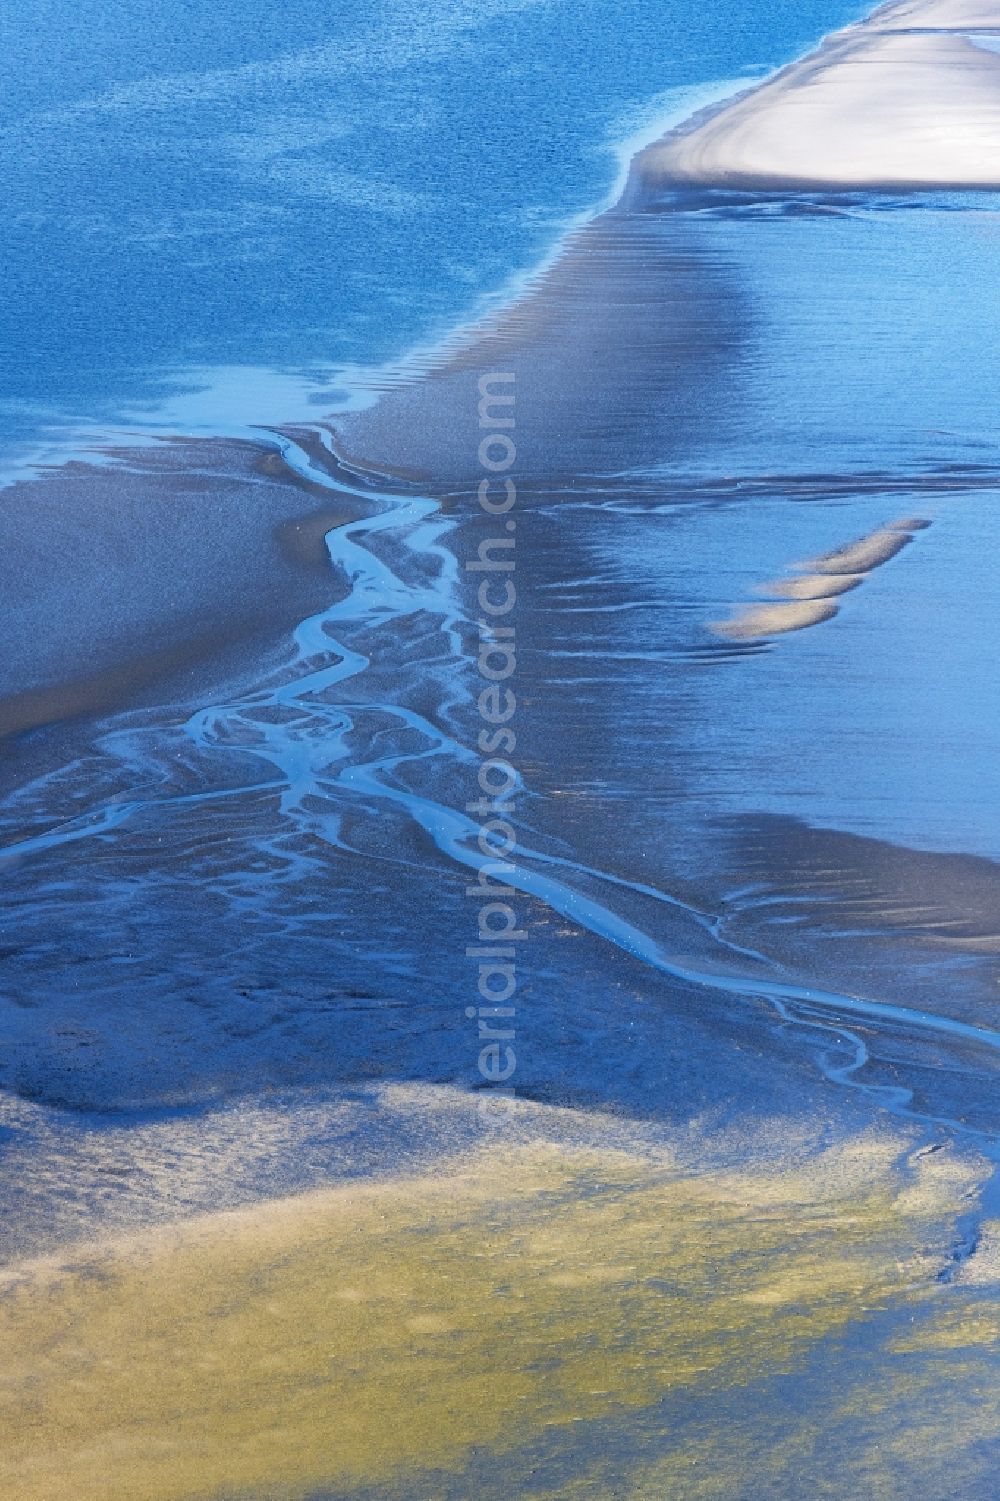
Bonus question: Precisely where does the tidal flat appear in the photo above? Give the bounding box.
[4,1,1000,1497]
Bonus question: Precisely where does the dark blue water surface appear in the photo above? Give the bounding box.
[0,0,869,465]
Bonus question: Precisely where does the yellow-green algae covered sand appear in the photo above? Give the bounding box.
[536,1225,1000,1501]
[0,1118,992,1501]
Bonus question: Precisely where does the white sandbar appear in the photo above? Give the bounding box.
[633,0,1000,192]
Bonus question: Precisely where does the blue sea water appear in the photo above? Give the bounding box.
[0,0,869,468]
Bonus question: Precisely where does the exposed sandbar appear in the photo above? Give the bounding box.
[714,598,840,639]
[758,572,865,600]
[812,525,914,574]
[713,516,930,639]
[632,0,1000,194]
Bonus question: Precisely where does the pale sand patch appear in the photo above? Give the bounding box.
[713,598,840,639]
[757,573,864,600]
[632,1,1000,193]
[811,526,913,575]
[887,0,1000,23]
[890,516,933,531]
[712,516,930,640]
[0,1127,983,1501]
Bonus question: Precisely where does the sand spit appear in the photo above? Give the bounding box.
[631,0,1000,194]
[713,516,928,639]
[812,525,914,574]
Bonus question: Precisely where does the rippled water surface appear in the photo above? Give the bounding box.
[0,0,869,468]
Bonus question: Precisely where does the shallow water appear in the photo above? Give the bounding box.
[0,0,867,471]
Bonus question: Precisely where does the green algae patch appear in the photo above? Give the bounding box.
[0,1129,984,1501]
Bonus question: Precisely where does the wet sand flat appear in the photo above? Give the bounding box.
[0,437,364,741]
